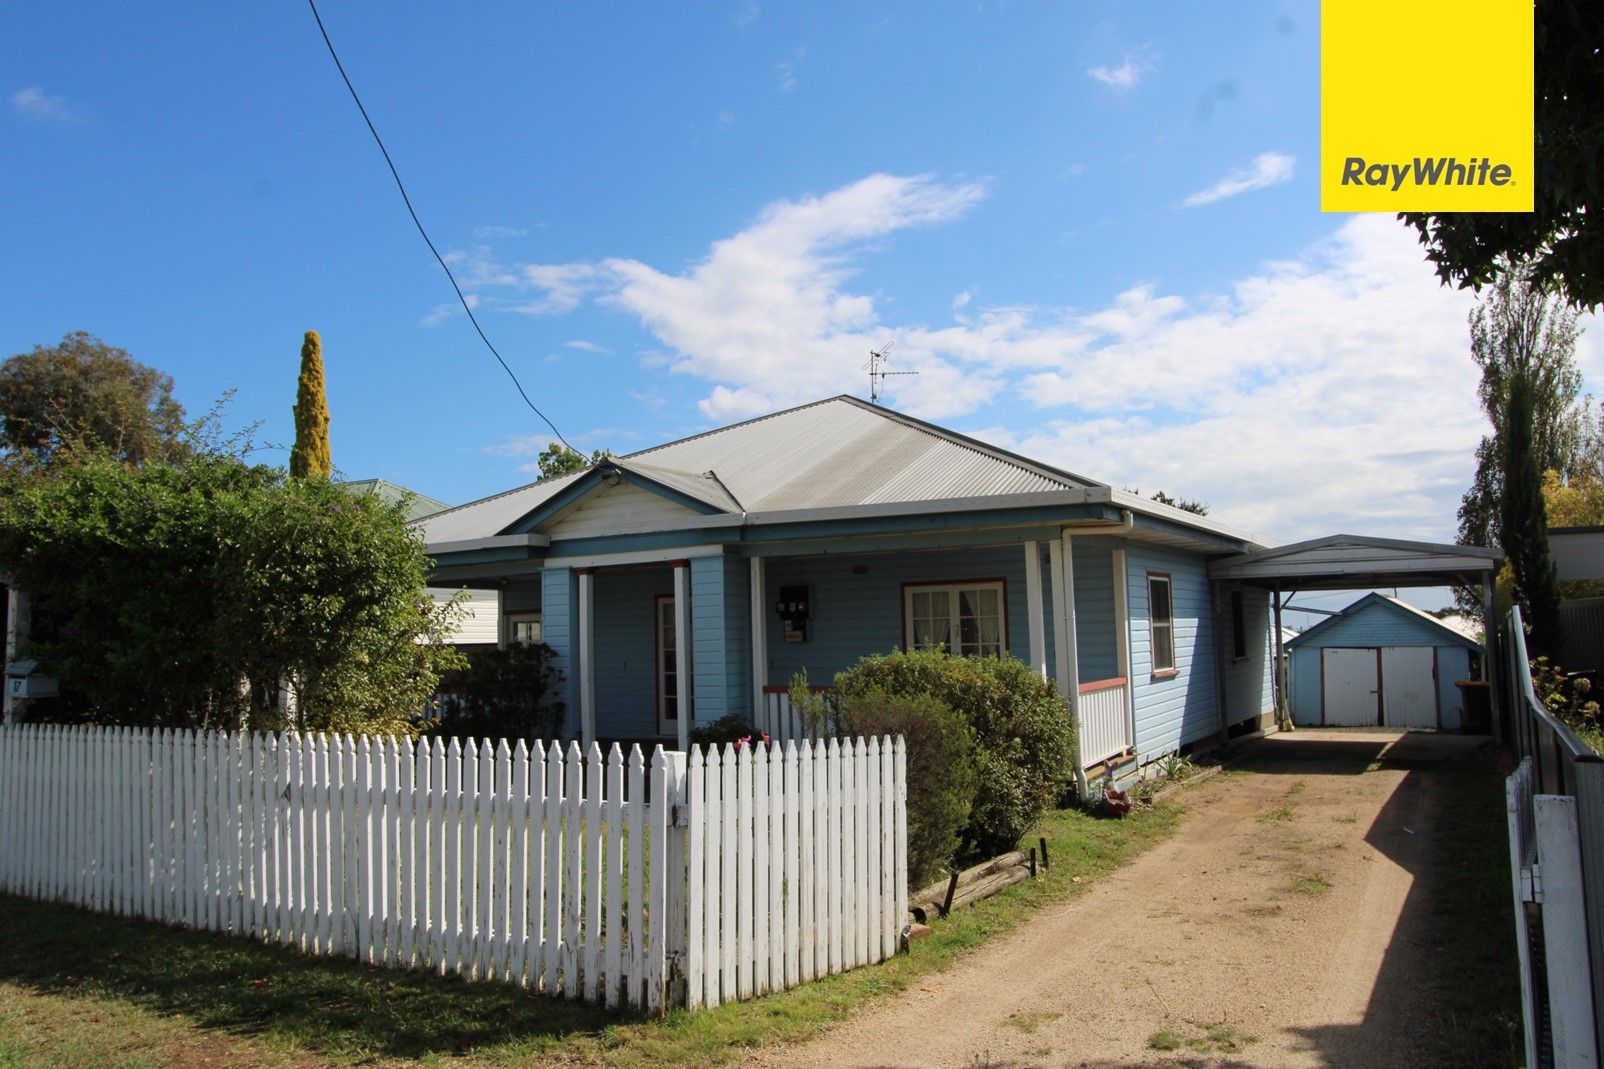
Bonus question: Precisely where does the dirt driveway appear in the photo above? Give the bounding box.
[749,729,1488,1069]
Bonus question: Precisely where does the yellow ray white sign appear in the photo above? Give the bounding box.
[1321,0,1533,212]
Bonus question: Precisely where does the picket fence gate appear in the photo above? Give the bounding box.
[0,724,906,1012]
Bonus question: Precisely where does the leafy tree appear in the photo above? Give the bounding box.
[1149,490,1209,516]
[1502,370,1563,658]
[289,330,332,480]
[0,332,189,473]
[1458,272,1586,552]
[0,453,463,733]
[1401,0,1604,310]
[536,442,610,481]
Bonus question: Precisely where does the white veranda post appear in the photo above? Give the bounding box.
[577,568,596,746]
[749,556,767,725]
[1023,542,1048,680]
[674,562,692,752]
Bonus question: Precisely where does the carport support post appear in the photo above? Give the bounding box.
[1481,572,1503,742]
[1272,585,1287,728]
[1023,541,1048,680]
[1048,532,1085,797]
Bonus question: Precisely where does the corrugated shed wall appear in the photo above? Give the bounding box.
[1128,545,1218,756]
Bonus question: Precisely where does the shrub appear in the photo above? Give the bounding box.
[831,648,1076,858]
[831,684,976,887]
[690,714,763,749]
[427,642,564,743]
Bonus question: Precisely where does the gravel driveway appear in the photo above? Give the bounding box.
[748,729,1488,1069]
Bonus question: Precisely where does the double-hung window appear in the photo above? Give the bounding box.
[904,580,1006,657]
[1148,573,1176,674]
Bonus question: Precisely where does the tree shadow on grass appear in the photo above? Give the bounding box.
[0,893,636,1061]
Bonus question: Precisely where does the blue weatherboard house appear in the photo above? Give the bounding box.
[419,396,1280,779]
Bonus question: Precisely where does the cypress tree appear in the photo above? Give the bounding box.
[1502,369,1564,658]
[289,330,332,480]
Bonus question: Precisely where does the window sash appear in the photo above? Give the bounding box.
[1149,576,1175,672]
[905,581,1005,657]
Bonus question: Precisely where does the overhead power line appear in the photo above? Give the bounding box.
[305,0,577,454]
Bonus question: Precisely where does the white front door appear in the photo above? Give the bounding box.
[656,595,679,737]
[1381,646,1438,729]
[1322,647,1379,726]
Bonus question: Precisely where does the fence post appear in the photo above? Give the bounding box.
[649,746,688,1012]
[1536,795,1601,1068]
[1575,760,1604,1055]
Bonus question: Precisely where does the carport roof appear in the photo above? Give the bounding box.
[1207,534,1502,590]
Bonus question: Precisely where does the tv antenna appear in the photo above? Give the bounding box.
[864,341,916,404]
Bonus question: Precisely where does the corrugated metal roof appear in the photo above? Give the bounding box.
[417,469,584,544]
[626,396,1094,511]
[420,396,1108,544]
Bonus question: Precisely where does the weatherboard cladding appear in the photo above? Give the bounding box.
[1128,545,1218,756]
[544,482,699,540]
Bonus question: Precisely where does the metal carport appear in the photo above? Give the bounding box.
[1208,534,1505,733]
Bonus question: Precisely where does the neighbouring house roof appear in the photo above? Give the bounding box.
[418,395,1262,550]
[344,478,450,522]
[1285,592,1483,650]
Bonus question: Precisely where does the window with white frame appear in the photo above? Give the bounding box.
[504,612,542,646]
[1148,574,1175,673]
[903,580,1006,657]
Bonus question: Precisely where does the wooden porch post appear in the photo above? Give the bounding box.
[1049,531,1085,795]
[1111,546,1134,748]
[1023,542,1047,680]
[576,568,596,746]
[674,561,692,752]
[749,556,767,728]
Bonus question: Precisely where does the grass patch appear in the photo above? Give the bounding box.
[1147,1029,1183,1051]
[1257,805,1294,825]
[0,800,1183,1068]
[1002,1010,1061,1034]
[1191,1023,1257,1053]
[1285,780,1306,795]
[1416,748,1523,1068]
[1290,872,1332,895]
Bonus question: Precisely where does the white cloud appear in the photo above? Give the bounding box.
[473,224,528,239]
[565,339,610,353]
[952,291,973,310]
[1181,151,1295,207]
[1087,54,1149,91]
[733,1,760,29]
[420,294,477,327]
[11,86,80,122]
[776,47,805,92]
[446,173,1600,544]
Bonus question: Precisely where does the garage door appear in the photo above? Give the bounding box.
[1322,648,1379,726]
[1381,646,1438,728]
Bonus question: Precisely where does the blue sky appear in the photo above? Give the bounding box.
[3,2,1595,617]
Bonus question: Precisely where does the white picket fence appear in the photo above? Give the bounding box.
[0,723,905,1012]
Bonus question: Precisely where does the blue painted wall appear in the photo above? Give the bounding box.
[1127,545,1219,756]
[590,564,674,740]
[1286,599,1479,727]
[755,539,1125,688]
[692,555,751,725]
[540,567,578,738]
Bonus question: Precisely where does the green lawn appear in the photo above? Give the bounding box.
[0,798,1182,1068]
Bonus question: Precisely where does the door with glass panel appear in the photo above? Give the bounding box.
[656,595,678,736]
